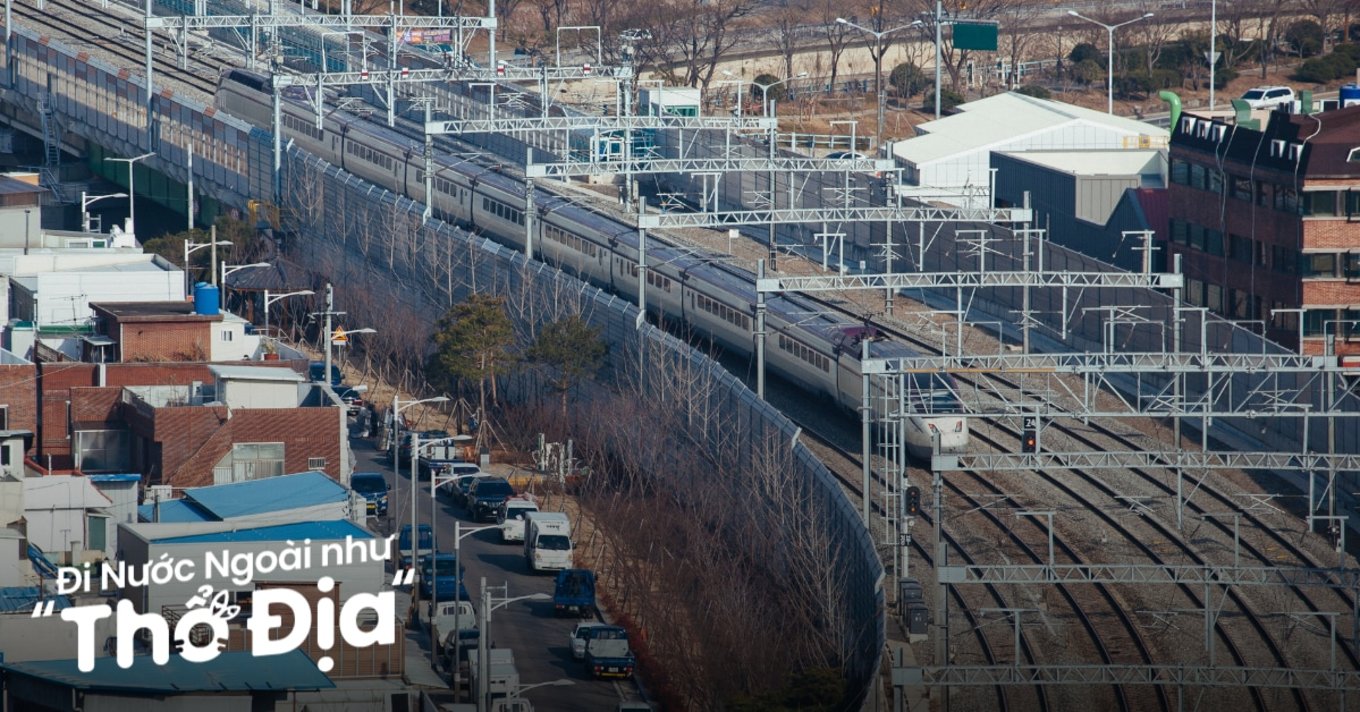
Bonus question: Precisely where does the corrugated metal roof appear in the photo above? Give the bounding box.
[999,149,1164,176]
[0,586,72,613]
[208,365,306,382]
[136,499,213,523]
[1,650,334,692]
[152,519,371,544]
[181,471,348,520]
[895,92,1168,167]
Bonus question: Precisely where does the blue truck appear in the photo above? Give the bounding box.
[418,552,469,601]
[584,625,636,680]
[552,569,596,617]
[398,524,433,570]
[349,472,389,517]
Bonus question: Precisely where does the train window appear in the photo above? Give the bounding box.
[779,335,829,372]
[646,271,672,292]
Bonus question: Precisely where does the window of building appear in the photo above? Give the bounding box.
[1189,163,1207,190]
[1273,245,1299,274]
[1207,169,1224,195]
[1207,283,1223,312]
[1303,253,1337,278]
[74,430,131,472]
[0,405,7,430]
[1205,229,1225,257]
[1275,186,1300,213]
[215,442,285,484]
[1347,191,1360,217]
[1231,176,1253,201]
[1229,234,1253,263]
[1304,309,1333,337]
[308,457,327,470]
[1189,223,1205,251]
[1257,181,1270,207]
[1304,190,1339,216]
[1186,278,1204,306]
[1346,253,1360,279]
[1170,159,1189,185]
[1171,219,1188,245]
[221,330,234,341]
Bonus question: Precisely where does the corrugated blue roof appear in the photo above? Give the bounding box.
[26,544,58,579]
[152,520,372,544]
[1,650,333,692]
[183,472,348,520]
[137,499,213,523]
[0,587,72,613]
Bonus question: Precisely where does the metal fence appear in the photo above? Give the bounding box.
[280,148,886,704]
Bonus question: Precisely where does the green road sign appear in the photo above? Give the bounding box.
[954,21,998,51]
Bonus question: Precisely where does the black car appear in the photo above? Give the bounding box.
[350,472,389,517]
[467,477,515,521]
[449,476,479,508]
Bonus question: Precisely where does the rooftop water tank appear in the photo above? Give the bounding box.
[193,282,221,316]
[1341,84,1360,108]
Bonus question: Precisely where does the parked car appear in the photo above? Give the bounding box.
[569,621,610,660]
[398,523,433,570]
[335,386,367,416]
[450,475,480,508]
[584,625,636,679]
[468,477,516,521]
[497,496,539,543]
[418,552,468,601]
[1240,86,1295,110]
[349,472,389,517]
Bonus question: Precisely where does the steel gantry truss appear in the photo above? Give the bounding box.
[525,156,897,178]
[636,204,1033,229]
[424,115,776,134]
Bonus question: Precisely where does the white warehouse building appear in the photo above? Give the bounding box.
[892,92,1169,208]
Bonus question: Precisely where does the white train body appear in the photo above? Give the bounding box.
[217,71,968,458]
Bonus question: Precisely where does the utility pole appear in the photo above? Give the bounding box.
[310,283,344,388]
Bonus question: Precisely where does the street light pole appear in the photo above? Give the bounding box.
[262,289,315,340]
[1067,11,1154,115]
[103,152,154,238]
[935,0,942,120]
[475,580,550,712]
[219,261,271,313]
[80,191,127,234]
[183,237,232,297]
[836,18,922,149]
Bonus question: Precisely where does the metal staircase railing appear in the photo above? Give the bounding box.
[37,92,64,202]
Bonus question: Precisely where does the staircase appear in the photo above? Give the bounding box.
[37,92,64,203]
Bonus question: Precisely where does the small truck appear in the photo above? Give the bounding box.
[467,647,520,700]
[552,569,596,617]
[584,625,636,679]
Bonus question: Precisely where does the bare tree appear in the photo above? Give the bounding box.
[629,0,760,88]
[815,0,857,91]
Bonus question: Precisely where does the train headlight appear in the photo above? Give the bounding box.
[954,420,964,433]
[927,423,938,433]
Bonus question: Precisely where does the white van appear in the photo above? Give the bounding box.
[523,511,573,572]
[497,496,539,543]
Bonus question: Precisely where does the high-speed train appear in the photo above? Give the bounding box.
[217,69,968,456]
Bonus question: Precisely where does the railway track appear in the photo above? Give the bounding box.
[800,424,1037,712]
[816,290,1359,708]
[7,0,231,98]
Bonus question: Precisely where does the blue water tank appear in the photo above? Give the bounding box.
[1341,84,1360,108]
[193,282,221,316]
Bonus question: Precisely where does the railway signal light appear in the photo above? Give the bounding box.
[904,486,922,516]
[1021,429,1037,453]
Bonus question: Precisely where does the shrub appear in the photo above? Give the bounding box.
[1071,58,1104,85]
[923,86,965,113]
[1069,42,1101,65]
[1014,83,1051,99]
[889,62,928,98]
[1115,73,1154,99]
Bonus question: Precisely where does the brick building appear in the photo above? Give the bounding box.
[88,300,261,363]
[0,349,36,452]
[1167,104,1360,354]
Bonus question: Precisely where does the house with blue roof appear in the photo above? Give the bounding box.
[137,471,358,526]
[0,650,333,711]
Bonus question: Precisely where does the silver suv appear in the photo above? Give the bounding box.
[1240,86,1295,110]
